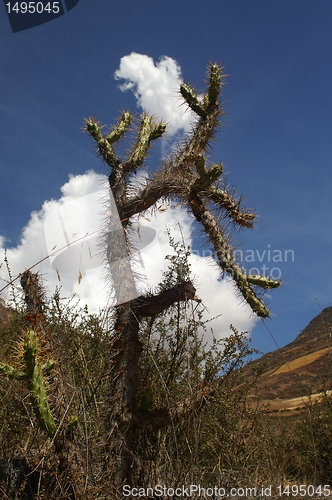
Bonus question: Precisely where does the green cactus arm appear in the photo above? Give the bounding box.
[0,330,57,438]
[22,330,57,438]
[85,117,103,142]
[41,360,56,371]
[125,115,155,172]
[97,138,118,167]
[206,186,255,228]
[125,119,165,172]
[194,154,207,176]
[105,112,131,144]
[206,63,221,111]
[0,362,25,379]
[85,118,119,167]
[192,163,223,191]
[247,275,281,289]
[149,122,166,141]
[188,191,280,317]
[180,83,207,118]
[29,364,57,438]
[23,330,38,378]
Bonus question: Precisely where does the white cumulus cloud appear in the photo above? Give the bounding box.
[0,171,256,343]
[0,54,258,344]
[114,53,197,138]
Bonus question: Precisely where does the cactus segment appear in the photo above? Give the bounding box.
[0,362,25,379]
[193,163,223,191]
[150,122,166,141]
[85,118,102,142]
[180,83,207,118]
[85,118,119,167]
[86,112,165,174]
[97,138,118,167]
[195,154,207,176]
[207,64,221,110]
[126,115,152,171]
[247,275,281,289]
[0,330,57,438]
[23,330,57,438]
[106,112,131,144]
[30,363,57,437]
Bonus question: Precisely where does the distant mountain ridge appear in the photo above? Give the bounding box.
[244,307,332,406]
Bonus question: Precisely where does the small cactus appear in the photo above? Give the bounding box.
[0,329,57,438]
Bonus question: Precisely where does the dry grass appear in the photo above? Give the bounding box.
[269,347,330,376]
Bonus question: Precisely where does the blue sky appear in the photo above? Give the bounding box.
[1,1,332,355]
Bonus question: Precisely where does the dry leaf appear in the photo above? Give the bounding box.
[78,271,82,284]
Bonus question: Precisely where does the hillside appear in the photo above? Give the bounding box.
[243,307,332,410]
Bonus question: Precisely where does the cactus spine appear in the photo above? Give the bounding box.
[0,329,57,438]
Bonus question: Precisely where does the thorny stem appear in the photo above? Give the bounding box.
[84,63,280,483]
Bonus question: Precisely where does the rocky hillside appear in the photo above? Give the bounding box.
[242,307,332,411]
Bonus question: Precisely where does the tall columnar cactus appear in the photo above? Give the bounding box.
[85,63,280,318]
[0,329,57,438]
[85,62,281,483]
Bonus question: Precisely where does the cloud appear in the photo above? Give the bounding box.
[114,53,197,138]
[0,54,257,342]
[0,170,108,312]
[0,171,256,342]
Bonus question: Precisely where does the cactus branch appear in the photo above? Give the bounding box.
[0,362,25,379]
[207,63,221,111]
[180,83,207,118]
[125,115,166,172]
[192,159,223,191]
[105,112,131,144]
[0,329,57,438]
[247,275,281,289]
[188,190,276,317]
[206,186,256,228]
